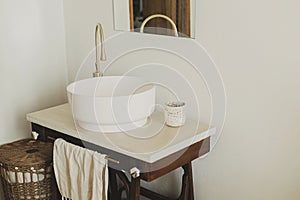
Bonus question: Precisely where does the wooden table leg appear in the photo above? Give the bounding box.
[179,172,189,200]
[129,176,141,200]
[116,171,130,197]
[186,162,194,200]
[108,168,119,200]
[179,162,194,200]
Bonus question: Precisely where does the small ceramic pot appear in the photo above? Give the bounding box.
[164,101,186,127]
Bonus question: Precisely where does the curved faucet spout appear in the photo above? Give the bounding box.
[94,23,106,77]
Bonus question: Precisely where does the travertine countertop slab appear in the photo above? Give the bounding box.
[27,104,215,163]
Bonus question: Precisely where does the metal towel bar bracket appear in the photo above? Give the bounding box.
[31,131,39,140]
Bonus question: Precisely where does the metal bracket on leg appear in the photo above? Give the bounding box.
[130,167,140,178]
[31,131,39,140]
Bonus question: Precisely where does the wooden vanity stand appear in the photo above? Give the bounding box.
[27,104,215,200]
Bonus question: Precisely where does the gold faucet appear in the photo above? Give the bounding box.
[140,14,179,37]
[93,23,106,77]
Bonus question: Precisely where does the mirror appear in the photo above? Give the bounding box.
[113,0,195,38]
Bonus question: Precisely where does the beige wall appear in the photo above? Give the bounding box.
[196,0,300,199]
[0,0,67,197]
[63,0,300,199]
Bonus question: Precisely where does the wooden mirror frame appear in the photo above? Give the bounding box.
[128,0,191,37]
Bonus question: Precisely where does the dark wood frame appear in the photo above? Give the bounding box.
[177,0,191,37]
[129,0,134,30]
[32,123,210,200]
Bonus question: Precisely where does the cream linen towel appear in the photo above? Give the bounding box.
[53,139,108,200]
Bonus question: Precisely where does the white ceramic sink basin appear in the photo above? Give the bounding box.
[67,76,156,133]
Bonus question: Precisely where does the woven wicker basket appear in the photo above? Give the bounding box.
[0,139,54,200]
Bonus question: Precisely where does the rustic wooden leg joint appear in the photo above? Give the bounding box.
[129,175,141,200]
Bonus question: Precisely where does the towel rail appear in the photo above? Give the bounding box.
[105,156,120,164]
[32,132,120,164]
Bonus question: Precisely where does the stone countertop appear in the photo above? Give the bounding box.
[27,104,215,163]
